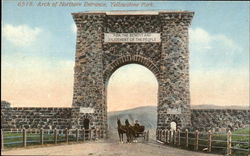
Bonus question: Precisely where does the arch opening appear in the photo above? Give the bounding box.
[83,118,90,130]
[103,55,161,85]
[106,63,159,112]
[106,63,159,135]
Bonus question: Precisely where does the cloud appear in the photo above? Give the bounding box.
[189,28,212,50]
[213,34,238,51]
[190,28,212,46]
[71,23,77,33]
[3,24,42,47]
[189,27,247,71]
[189,28,249,106]
[189,27,240,53]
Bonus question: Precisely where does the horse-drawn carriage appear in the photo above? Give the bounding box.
[117,119,149,143]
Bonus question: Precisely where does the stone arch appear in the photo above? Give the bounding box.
[103,55,160,134]
[165,115,182,130]
[79,114,94,129]
[71,11,194,138]
[83,118,90,129]
[103,55,160,85]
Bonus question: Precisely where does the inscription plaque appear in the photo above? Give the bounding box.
[104,33,161,43]
[80,107,94,113]
[167,108,182,114]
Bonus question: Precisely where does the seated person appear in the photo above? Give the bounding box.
[134,120,140,127]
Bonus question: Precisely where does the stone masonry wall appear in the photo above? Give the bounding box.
[1,105,249,133]
[191,109,250,132]
[1,106,72,130]
[71,11,194,135]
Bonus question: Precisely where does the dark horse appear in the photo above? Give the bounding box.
[125,119,137,142]
[117,119,127,143]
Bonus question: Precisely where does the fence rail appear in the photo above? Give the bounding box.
[156,129,250,155]
[1,128,104,149]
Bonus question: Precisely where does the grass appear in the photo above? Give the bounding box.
[3,132,25,148]
[3,128,249,155]
[204,128,249,155]
[2,131,91,149]
[233,127,250,134]
[211,128,250,155]
[231,127,250,155]
[158,128,250,156]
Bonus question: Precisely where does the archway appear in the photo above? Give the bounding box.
[71,11,194,138]
[106,64,158,136]
[107,63,158,112]
[83,118,90,130]
[103,56,160,135]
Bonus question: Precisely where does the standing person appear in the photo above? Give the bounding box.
[134,120,140,127]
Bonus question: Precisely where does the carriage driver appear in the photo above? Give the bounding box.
[134,120,140,128]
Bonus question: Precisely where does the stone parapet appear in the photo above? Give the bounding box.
[1,106,72,130]
[191,109,250,132]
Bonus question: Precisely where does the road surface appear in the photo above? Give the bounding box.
[2,139,221,156]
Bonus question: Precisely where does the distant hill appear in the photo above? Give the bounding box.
[108,106,157,130]
[107,104,249,130]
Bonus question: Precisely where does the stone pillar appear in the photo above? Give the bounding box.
[158,12,194,130]
[71,13,106,133]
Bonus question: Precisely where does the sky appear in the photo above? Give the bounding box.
[2,1,249,111]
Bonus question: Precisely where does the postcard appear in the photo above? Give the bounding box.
[1,1,249,155]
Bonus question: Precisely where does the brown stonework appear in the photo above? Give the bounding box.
[71,11,194,136]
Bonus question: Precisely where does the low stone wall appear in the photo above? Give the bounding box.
[1,107,72,130]
[191,109,250,132]
[1,101,249,132]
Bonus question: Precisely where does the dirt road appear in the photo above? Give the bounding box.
[2,139,221,156]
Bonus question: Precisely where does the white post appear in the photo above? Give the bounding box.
[178,129,181,146]
[208,130,212,152]
[227,130,232,155]
[54,128,57,144]
[185,129,188,148]
[23,128,26,147]
[195,130,199,151]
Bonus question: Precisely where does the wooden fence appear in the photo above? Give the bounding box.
[2,128,248,155]
[1,128,104,149]
[1,128,149,149]
[156,129,250,155]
